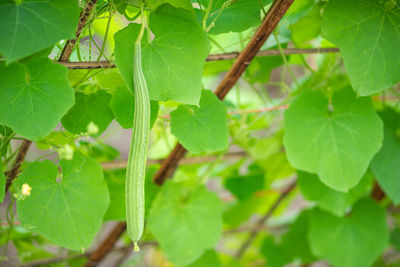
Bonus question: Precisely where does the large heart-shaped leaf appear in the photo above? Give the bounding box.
[371,109,400,204]
[170,90,229,154]
[0,0,80,63]
[308,199,389,267]
[15,153,110,251]
[283,87,383,192]
[322,0,400,95]
[114,4,210,105]
[148,181,222,266]
[0,57,75,141]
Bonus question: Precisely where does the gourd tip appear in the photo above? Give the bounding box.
[133,242,140,252]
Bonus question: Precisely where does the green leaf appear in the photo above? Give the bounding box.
[114,4,210,105]
[146,0,193,11]
[321,0,400,95]
[110,86,159,129]
[61,91,114,135]
[171,90,229,154]
[148,181,222,266]
[0,57,75,141]
[371,109,400,204]
[15,153,110,251]
[283,87,383,192]
[0,0,80,63]
[198,0,265,35]
[298,171,373,216]
[0,165,5,203]
[308,199,389,267]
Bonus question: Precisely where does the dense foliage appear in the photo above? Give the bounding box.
[1,0,400,266]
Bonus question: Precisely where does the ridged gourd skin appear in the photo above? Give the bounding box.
[125,39,150,252]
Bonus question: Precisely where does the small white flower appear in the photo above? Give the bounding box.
[64,144,74,160]
[86,121,99,135]
[21,183,32,197]
[59,144,74,160]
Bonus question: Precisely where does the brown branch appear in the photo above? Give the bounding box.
[371,181,386,201]
[101,151,247,170]
[223,224,289,236]
[214,0,295,99]
[85,0,294,264]
[5,140,32,191]
[153,143,188,185]
[207,47,339,62]
[59,61,115,69]
[234,180,297,259]
[85,222,127,267]
[57,48,339,69]
[59,0,98,62]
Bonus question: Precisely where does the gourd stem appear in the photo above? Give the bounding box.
[136,0,146,44]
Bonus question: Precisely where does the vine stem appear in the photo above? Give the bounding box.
[202,0,214,31]
[257,0,267,15]
[5,140,32,191]
[96,8,112,61]
[273,31,299,87]
[206,0,237,32]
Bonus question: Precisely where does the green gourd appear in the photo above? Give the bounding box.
[125,21,150,252]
